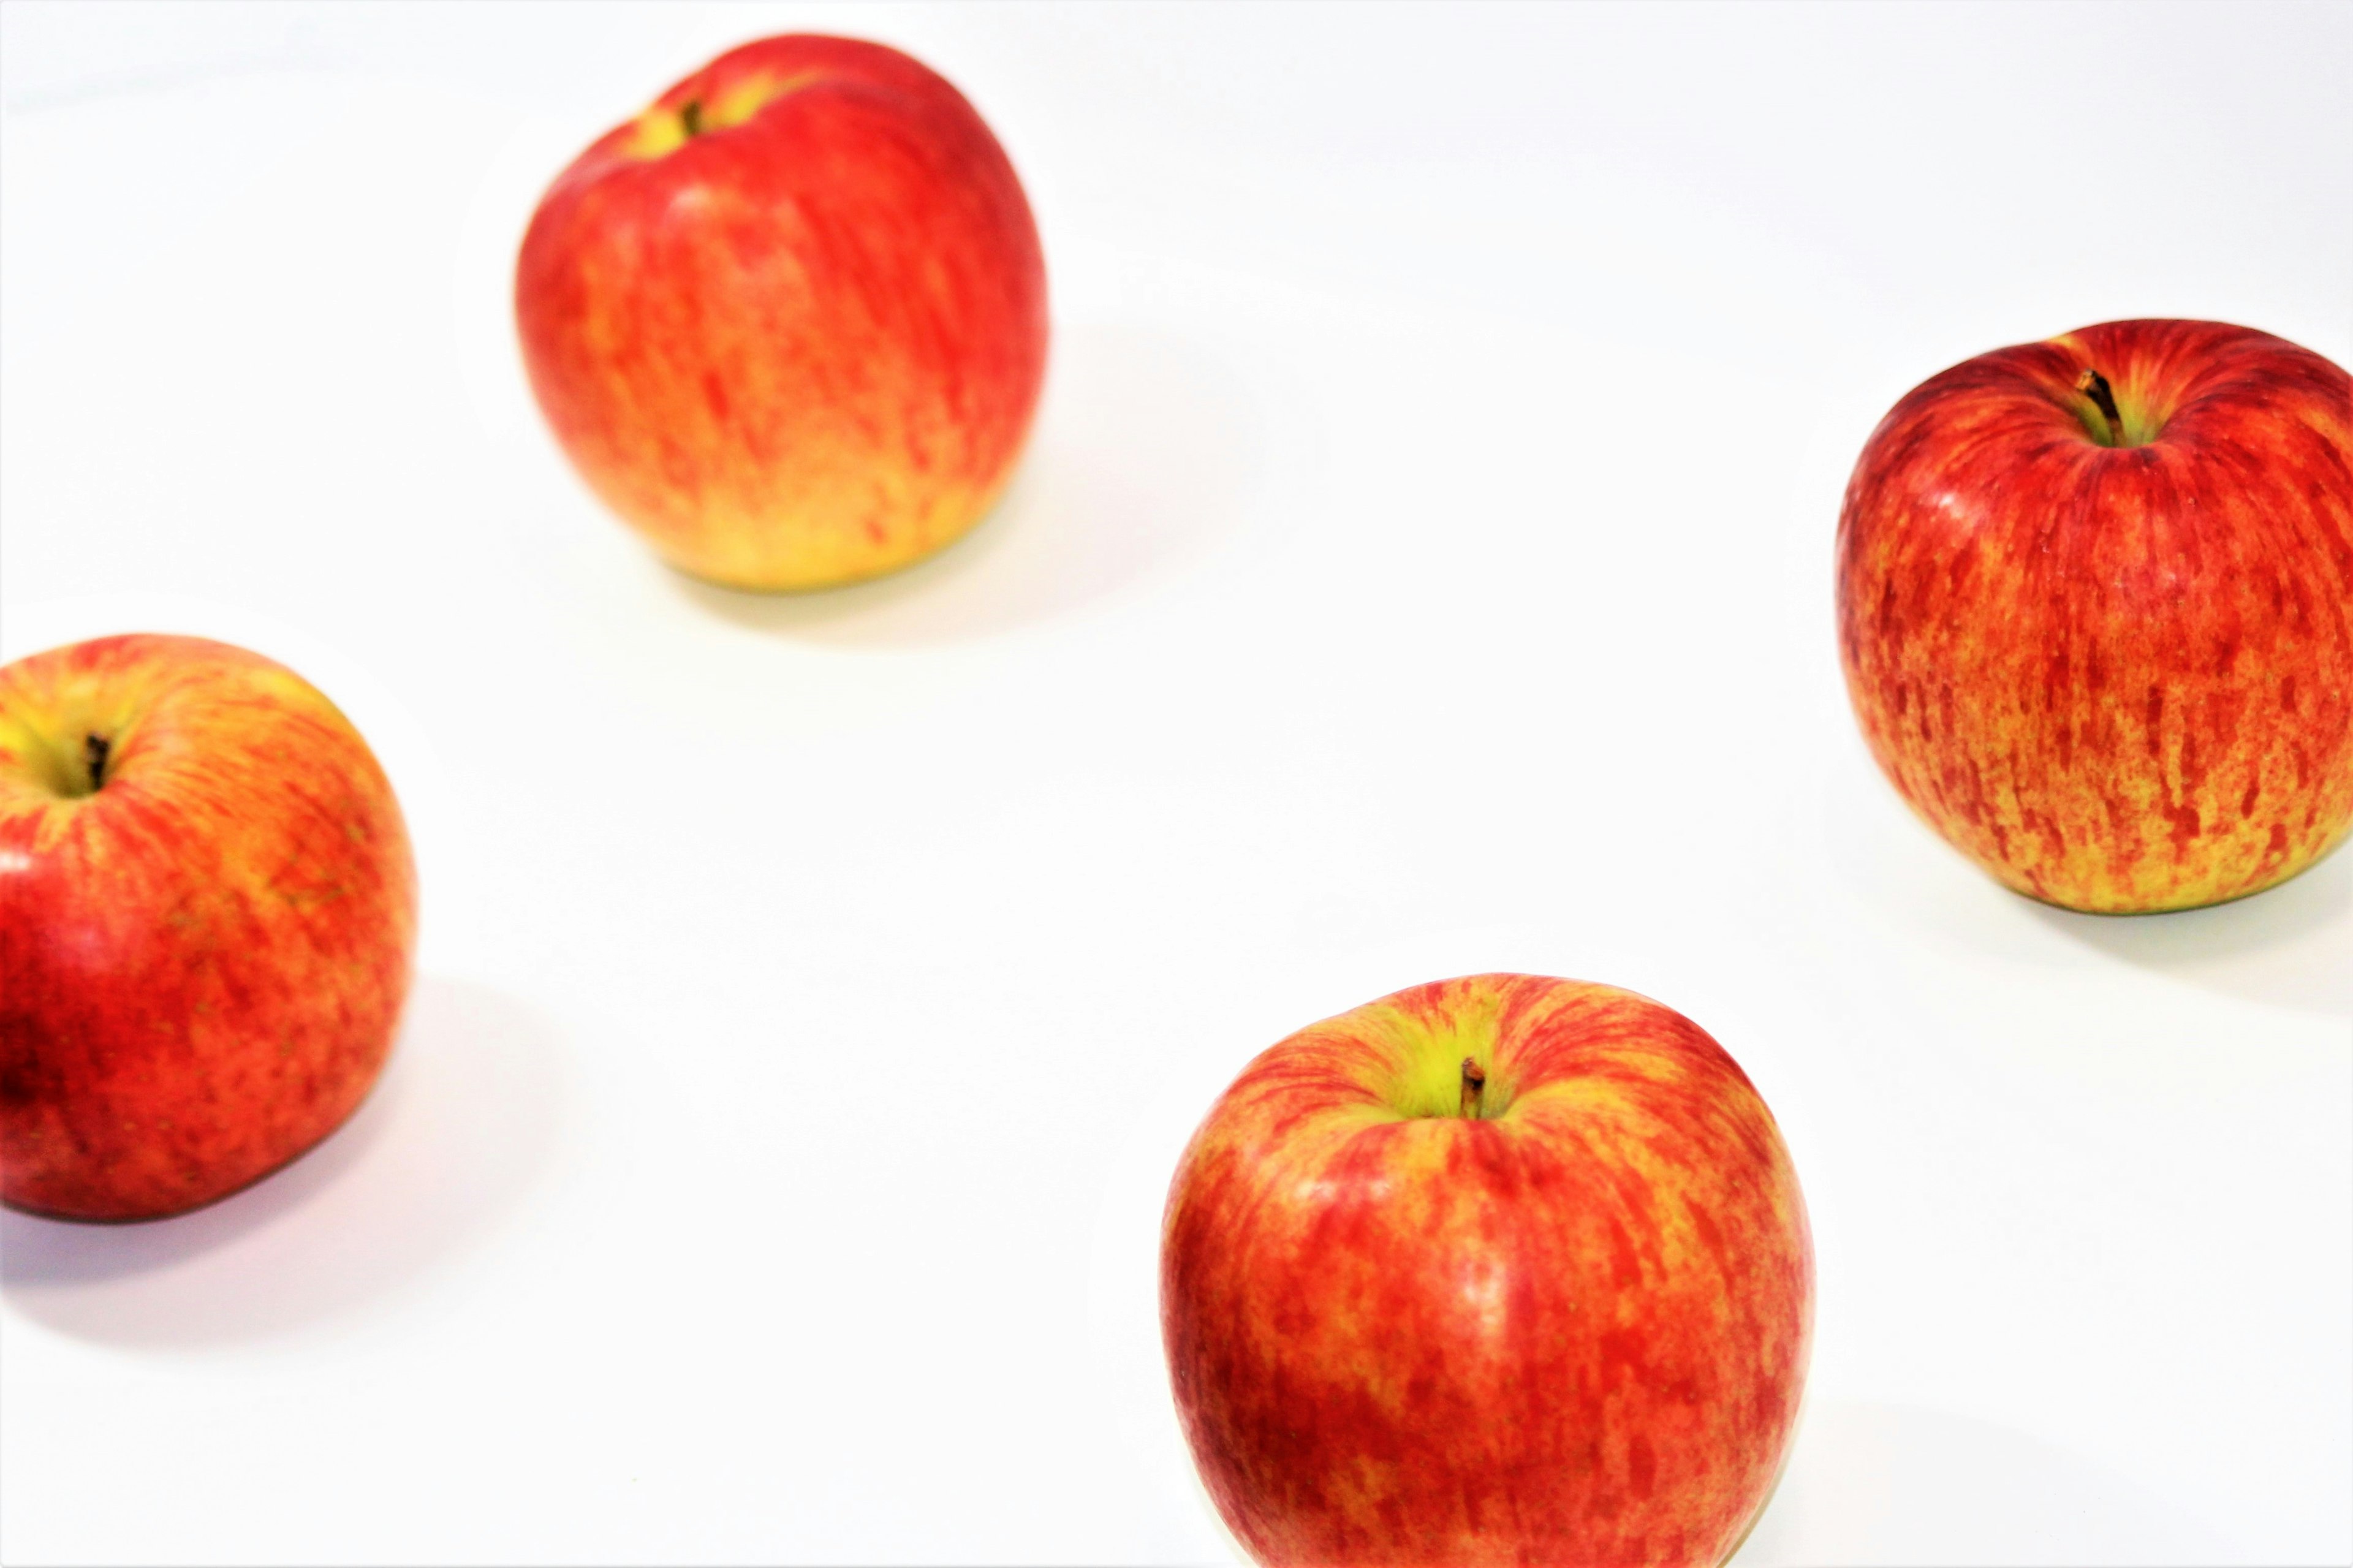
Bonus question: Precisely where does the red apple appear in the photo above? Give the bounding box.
[515,34,1048,591]
[1161,974,1813,1566]
[1837,319,2352,912]
[0,635,417,1221]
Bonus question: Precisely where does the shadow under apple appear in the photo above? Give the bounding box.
[665,320,1267,647]
[1734,1399,2233,1566]
[0,975,564,1347]
[1819,755,2351,1020]
[2023,846,2350,1020]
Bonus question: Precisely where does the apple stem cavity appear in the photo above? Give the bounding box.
[1459,1058,1487,1119]
[679,99,704,138]
[2077,369,2128,446]
[83,733,111,794]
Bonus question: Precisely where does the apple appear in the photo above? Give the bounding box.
[1162,974,1813,1566]
[515,34,1049,592]
[1837,318,2352,912]
[0,635,417,1221]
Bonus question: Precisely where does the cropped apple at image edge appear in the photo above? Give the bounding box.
[1161,974,1811,1566]
[0,634,417,1222]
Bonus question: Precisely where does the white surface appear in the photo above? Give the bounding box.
[2,3,2347,1562]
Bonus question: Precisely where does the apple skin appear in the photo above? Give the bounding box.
[1837,319,2352,912]
[515,34,1048,592]
[1161,974,1813,1566]
[0,635,417,1222]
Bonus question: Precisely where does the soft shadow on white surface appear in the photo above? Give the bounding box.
[0,977,562,1346]
[1736,1401,2232,1566]
[2025,848,2351,1020]
[667,322,1265,646]
[1822,760,2351,1018]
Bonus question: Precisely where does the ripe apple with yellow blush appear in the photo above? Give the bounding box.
[517,34,1049,591]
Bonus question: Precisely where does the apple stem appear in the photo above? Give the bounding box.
[1459,1058,1486,1119]
[83,733,110,793]
[2077,369,2126,444]
[680,99,704,138]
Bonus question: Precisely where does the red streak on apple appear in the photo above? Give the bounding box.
[1,636,416,1221]
[1163,974,1813,1565]
[517,35,1048,591]
[1838,319,2352,911]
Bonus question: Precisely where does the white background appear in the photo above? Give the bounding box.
[2,3,2347,1563]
